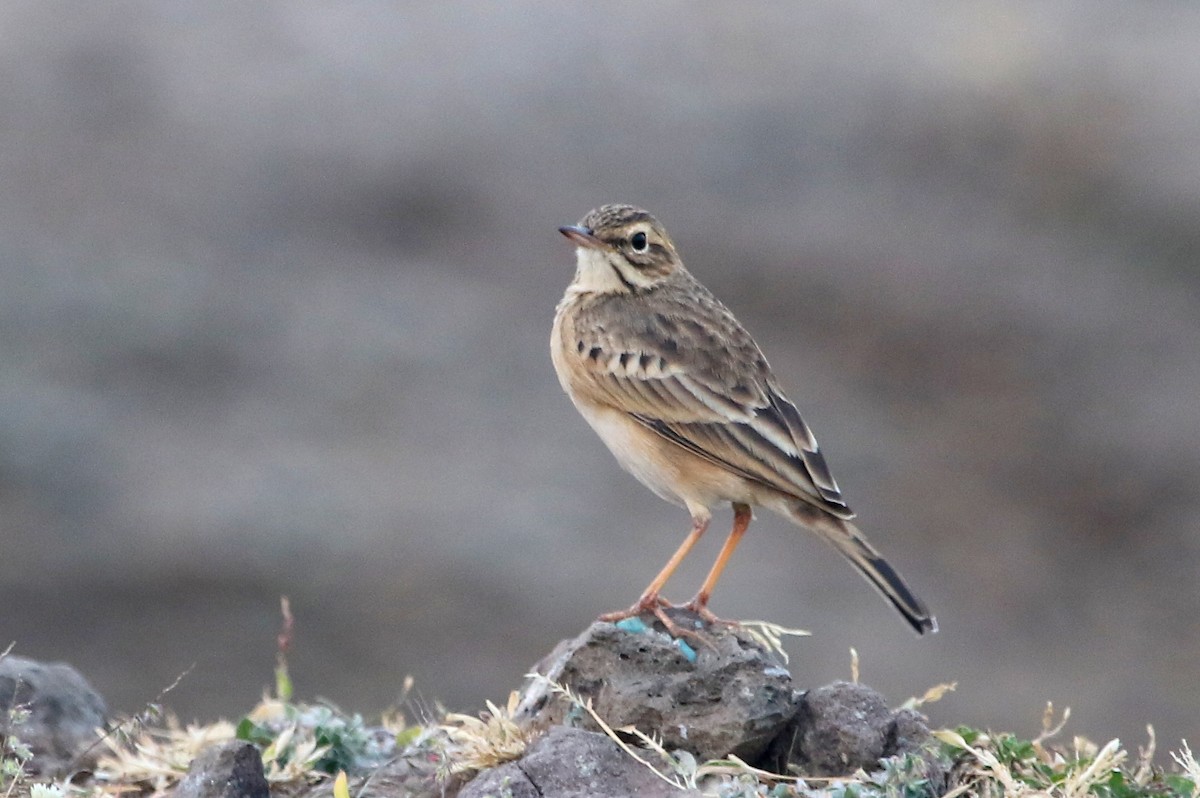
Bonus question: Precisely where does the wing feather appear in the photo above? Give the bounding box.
[569,283,852,517]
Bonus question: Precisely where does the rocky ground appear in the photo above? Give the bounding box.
[2,618,1196,798]
[3,2,1200,752]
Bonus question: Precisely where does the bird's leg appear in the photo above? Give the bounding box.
[600,512,710,630]
[684,503,753,625]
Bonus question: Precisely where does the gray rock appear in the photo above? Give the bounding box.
[516,614,798,765]
[791,681,931,776]
[458,763,539,798]
[0,655,107,777]
[460,726,699,798]
[889,707,934,756]
[174,741,269,798]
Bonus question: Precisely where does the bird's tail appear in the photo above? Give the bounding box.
[787,502,937,635]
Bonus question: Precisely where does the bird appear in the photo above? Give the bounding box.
[550,203,936,637]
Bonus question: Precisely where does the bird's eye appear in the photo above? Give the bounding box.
[630,231,648,252]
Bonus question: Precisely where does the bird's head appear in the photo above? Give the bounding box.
[559,204,683,294]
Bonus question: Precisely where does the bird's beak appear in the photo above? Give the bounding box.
[558,224,604,250]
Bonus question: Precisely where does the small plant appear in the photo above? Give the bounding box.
[440,691,531,777]
[1,643,33,797]
[1,715,33,796]
[232,598,409,779]
[95,600,416,793]
[1,736,32,789]
[935,708,1198,798]
[236,699,397,779]
[28,784,65,798]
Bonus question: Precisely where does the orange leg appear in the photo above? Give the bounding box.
[685,503,752,623]
[600,513,710,631]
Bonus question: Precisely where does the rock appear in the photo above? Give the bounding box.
[515,613,799,765]
[344,761,468,798]
[889,707,934,756]
[460,726,700,798]
[0,655,108,777]
[791,681,931,776]
[458,763,538,798]
[174,741,269,798]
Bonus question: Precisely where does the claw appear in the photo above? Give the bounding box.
[681,599,736,629]
[648,605,712,647]
[598,592,672,623]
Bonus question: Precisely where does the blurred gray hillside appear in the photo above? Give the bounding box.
[1,2,1198,751]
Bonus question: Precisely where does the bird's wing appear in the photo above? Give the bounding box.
[571,288,852,517]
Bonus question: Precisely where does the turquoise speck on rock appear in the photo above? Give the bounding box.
[674,639,697,662]
[614,617,650,634]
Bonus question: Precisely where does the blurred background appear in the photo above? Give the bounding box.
[1,2,1197,751]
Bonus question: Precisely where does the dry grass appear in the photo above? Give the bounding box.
[86,692,413,797]
[1170,742,1200,798]
[902,680,958,711]
[439,691,531,776]
[94,715,237,794]
[735,620,810,664]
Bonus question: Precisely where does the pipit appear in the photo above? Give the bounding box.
[551,204,936,637]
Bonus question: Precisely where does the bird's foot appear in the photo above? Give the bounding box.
[647,605,713,647]
[682,597,737,629]
[598,593,671,624]
[599,596,711,647]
